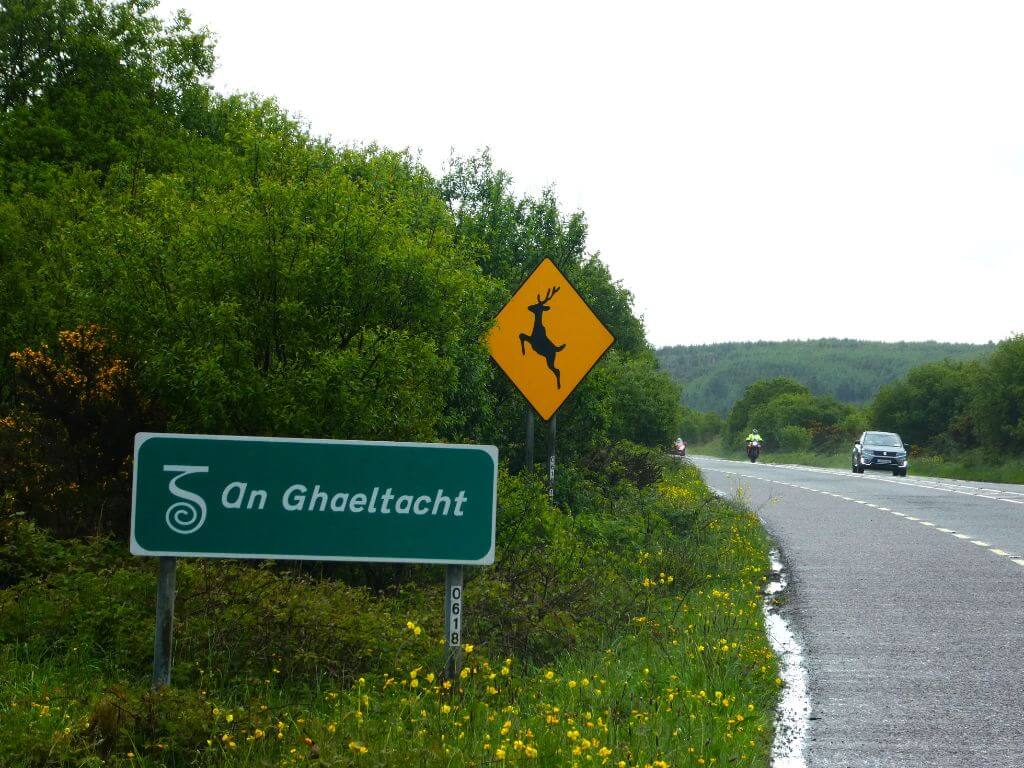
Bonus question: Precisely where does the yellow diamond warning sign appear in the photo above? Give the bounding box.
[488,258,615,421]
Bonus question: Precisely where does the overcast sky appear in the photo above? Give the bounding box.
[161,1,1024,348]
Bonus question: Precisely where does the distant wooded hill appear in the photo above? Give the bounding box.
[656,339,994,415]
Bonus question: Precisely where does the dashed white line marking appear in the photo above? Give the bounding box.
[695,461,1024,572]
[694,456,1024,505]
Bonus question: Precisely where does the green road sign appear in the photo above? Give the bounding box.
[131,433,497,564]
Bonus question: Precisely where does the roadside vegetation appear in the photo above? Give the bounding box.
[1,462,780,767]
[0,2,780,766]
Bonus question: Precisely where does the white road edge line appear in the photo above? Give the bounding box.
[764,550,810,768]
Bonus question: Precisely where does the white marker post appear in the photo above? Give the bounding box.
[444,565,464,681]
[548,414,557,500]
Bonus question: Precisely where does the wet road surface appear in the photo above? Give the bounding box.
[692,455,1024,768]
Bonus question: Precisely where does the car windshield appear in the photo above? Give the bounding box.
[864,432,902,447]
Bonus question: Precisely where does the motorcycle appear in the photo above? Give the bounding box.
[673,438,687,458]
[746,440,761,463]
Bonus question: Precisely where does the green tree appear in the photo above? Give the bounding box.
[749,391,851,450]
[871,360,978,448]
[0,0,215,172]
[779,425,812,452]
[971,335,1024,450]
[678,407,723,444]
[724,377,810,446]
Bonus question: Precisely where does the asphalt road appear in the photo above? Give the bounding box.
[691,455,1024,768]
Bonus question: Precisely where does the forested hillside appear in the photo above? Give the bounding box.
[657,339,993,415]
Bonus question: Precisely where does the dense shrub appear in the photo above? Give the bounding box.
[723,377,809,447]
[0,459,713,679]
[779,425,812,451]
[677,406,724,443]
[970,334,1024,451]
[2,326,158,537]
[871,360,978,448]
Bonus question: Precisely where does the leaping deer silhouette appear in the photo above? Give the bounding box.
[520,286,566,388]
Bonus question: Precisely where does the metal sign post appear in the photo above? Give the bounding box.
[152,556,176,688]
[443,565,464,682]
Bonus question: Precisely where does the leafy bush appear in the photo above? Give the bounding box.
[779,425,812,451]
[724,377,810,447]
[970,334,1024,451]
[678,406,724,443]
[3,326,158,537]
[871,360,978,448]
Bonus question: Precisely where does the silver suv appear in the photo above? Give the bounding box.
[852,431,908,476]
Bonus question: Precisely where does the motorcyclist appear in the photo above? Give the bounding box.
[745,429,763,445]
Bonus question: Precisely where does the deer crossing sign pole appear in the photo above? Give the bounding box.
[488,258,615,497]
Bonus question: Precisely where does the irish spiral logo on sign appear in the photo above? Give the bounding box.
[163,465,209,534]
[131,433,498,565]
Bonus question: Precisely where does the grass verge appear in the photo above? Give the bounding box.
[0,461,780,767]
